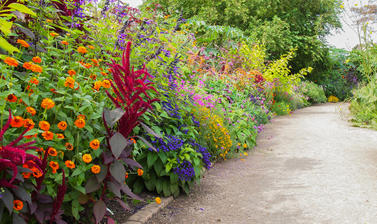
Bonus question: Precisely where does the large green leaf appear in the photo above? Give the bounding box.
[0,36,19,54]
[0,20,12,36]
[147,152,158,168]
[8,3,36,17]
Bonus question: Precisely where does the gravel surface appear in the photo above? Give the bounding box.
[146,103,377,224]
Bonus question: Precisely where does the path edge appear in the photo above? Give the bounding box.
[124,196,174,224]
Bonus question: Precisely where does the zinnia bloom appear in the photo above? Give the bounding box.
[74,118,85,128]
[29,77,39,85]
[57,121,67,130]
[77,114,86,120]
[77,46,87,54]
[6,94,17,102]
[93,81,102,91]
[32,56,42,63]
[23,61,33,70]
[22,172,31,179]
[87,45,94,49]
[50,32,59,37]
[49,161,59,170]
[137,169,143,176]
[155,197,161,204]
[125,172,128,179]
[26,107,36,116]
[42,131,54,140]
[89,139,100,150]
[64,77,75,88]
[68,69,76,76]
[4,57,18,67]
[56,133,64,139]
[89,74,97,80]
[30,64,43,73]
[10,116,24,128]
[91,165,101,174]
[17,39,29,48]
[61,40,69,45]
[41,98,55,109]
[65,160,75,169]
[102,80,111,88]
[24,118,35,130]
[65,142,73,151]
[39,121,50,131]
[48,147,58,156]
[13,200,23,211]
[31,167,43,178]
[82,154,92,163]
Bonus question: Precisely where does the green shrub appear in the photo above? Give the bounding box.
[301,81,327,104]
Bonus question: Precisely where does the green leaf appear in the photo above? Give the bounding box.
[162,180,171,197]
[155,179,163,194]
[0,20,13,36]
[72,200,80,220]
[8,3,36,17]
[158,152,168,163]
[170,184,180,197]
[133,179,144,194]
[147,152,158,168]
[170,173,178,184]
[153,159,163,176]
[0,36,19,54]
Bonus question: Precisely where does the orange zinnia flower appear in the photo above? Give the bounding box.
[61,40,69,45]
[82,154,92,163]
[24,118,35,130]
[32,56,42,64]
[74,118,85,128]
[13,200,23,211]
[68,69,76,76]
[24,133,37,139]
[65,142,73,151]
[77,114,86,120]
[77,46,87,54]
[26,107,36,116]
[42,131,54,140]
[100,72,108,76]
[65,160,75,169]
[64,77,75,88]
[41,98,55,110]
[6,94,17,102]
[23,61,33,70]
[31,167,43,178]
[50,32,59,37]
[29,77,39,85]
[89,139,100,150]
[56,133,64,139]
[17,39,30,48]
[93,81,102,91]
[87,45,94,49]
[91,58,99,66]
[30,64,43,73]
[48,147,57,156]
[57,121,67,130]
[84,63,92,69]
[4,57,18,67]
[102,80,111,88]
[155,197,161,204]
[137,169,143,176]
[22,172,31,179]
[39,121,50,131]
[89,74,97,80]
[91,165,101,174]
[10,116,24,128]
[49,161,59,170]
[125,172,129,179]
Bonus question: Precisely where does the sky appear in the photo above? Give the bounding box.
[124,0,375,50]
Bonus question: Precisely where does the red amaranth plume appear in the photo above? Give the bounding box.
[50,170,67,224]
[105,41,159,138]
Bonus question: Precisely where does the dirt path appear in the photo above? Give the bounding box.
[146,103,377,224]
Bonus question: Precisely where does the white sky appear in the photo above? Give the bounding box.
[125,0,375,51]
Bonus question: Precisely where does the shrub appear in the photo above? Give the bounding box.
[301,81,327,104]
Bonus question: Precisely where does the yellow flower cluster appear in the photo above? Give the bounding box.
[328,95,339,103]
[194,107,233,159]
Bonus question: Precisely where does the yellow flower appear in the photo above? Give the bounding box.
[155,197,161,204]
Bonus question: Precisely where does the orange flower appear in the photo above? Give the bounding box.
[30,64,43,73]
[24,133,37,139]
[17,39,30,48]
[4,57,18,67]
[50,32,59,37]
[155,197,161,204]
[125,172,128,179]
[91,165,101,174]
[24,118,35,130]
[102,80,111,88]
[82,154,92,163]
[137,169,143,176]
[77,46,87,54]
[10,116,24,128]
[91,58,99,66]
[6,94,17,102]
[39,121,50,131]
[13,200,23,211]
[48,147,57,156]
[130,138,136,144]
[74,118,85,128]
[87,45,94,49]
[22,172,31,179]
[77,114,86,120]
[56,133,65,139]
[65,142,73,151]
[41,98,55,110]
[93,81,102,91]
[68,70,76,76]
[42,131,54,140]
[49,161,59,170]
[31,167,43,178]
[89,139,100,150]
[64,77,75,88]
[57,121,67,131]
[32,56,42,63]
[29,77,39,85]
[84,63,92,69]
[23,61,33,70]
[46,19,53,23]
[65,160,75,169]
[61,40,69,45]
[26,107,36,116]
[89,74,97,80]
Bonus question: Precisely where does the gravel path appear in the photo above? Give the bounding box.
[146,103,377,224]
